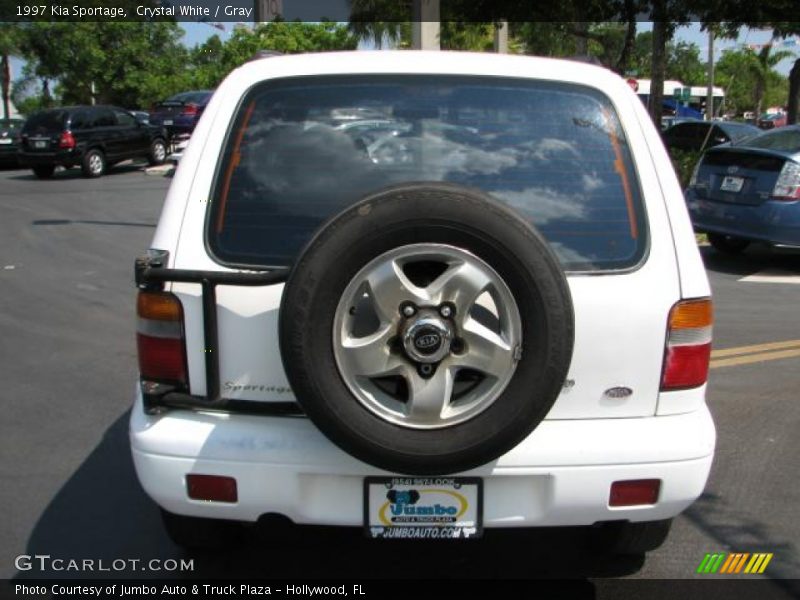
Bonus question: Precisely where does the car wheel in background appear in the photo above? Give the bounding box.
[148,138,168,166]
[82,148,106,178]
[707,233,750,255]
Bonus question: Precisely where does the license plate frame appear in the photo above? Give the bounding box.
[720,175,744,193]
[364,476,483,540]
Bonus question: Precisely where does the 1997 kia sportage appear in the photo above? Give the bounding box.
[131,51,715,554]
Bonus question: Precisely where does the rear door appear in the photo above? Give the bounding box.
[88,108,120,159]
[170,71,681,420]
[112,108,150,158]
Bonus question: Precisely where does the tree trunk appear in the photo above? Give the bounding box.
[615,0,637,75]
[788,58,800,125]
[1,54,9,120]
[574,22,589,56]
[649,14,668,127]
[754,79,764,122]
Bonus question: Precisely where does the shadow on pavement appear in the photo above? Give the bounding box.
[31,219,156,228]
[9,164,146,181]
[699,245,800,277]
[16,412,643,584]
[685,493,800,595]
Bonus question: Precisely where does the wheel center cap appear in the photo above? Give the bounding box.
[401,312,453,364]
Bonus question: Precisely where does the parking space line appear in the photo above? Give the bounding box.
[710,348,800,369]
[711,339,800,358]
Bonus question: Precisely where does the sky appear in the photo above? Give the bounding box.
[9,21,799,90]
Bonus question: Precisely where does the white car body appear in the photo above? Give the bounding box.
[131,52,714,531]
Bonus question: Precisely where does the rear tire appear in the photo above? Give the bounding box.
[591,519,673,555]
[160,509,242,551]
[81,148,106,178]
[148,138,168,166]
[707,233,749,255]
[32,165,55,179]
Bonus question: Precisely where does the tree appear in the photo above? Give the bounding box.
[16,22,189,109]
[750,43,793,117]
[187,22,358,90]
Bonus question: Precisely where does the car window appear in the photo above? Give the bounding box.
[22,110,68,132]
[208,75,648,272]
[166,91,210,104]
[69,109,91,130]
[743,128,800,152]
[91,109,116,128]
[114,110,136,127]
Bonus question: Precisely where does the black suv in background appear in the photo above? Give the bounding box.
[18,105,169,178]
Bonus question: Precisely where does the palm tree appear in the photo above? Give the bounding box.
[750,41,793,119]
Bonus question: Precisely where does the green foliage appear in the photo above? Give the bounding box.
[716,47,790,115]
[669,148,703,189]
[14,21,357,110]
[185,22,358,90]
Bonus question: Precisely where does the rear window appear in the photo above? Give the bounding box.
[23,110,68,132]
[208,75,647,272]
[164,91,210,105]
[742,128,800,153]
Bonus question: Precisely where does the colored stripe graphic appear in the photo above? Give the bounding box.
[697,552,773,574]
[697,553,726,573]
[745,553,774,574]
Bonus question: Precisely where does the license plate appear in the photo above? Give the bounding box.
[720,176,744,193]
[163,119,173,126]
[33,140,48,149]
[0,138,12,145]
[364,477,482,539]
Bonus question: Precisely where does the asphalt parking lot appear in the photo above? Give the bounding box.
[0,165,798,595]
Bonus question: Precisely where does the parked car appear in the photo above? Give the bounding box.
[18,105,169,179]
[757,112,787,130]
[132,51,714,556]
[149,90,213,138]
[0,118,25,167]
[686,125,800,253]
[663,119,761,153]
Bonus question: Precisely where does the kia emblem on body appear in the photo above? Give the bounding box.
[727,166,739,174]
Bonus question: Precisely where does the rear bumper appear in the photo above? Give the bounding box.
[18,149,80,168]
[686,191,800,246]
[130,391,715,528]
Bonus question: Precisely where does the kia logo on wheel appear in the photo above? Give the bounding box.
[414,333,441,351]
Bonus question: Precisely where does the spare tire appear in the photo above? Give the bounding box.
[279,183,574,475]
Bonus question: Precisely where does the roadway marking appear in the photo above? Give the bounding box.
[710,339,800,369]
[738,269,800,284]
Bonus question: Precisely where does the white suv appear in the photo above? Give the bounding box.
[131,51,715,553]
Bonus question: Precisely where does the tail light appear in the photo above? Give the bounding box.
[661,298,713,390]
[771,161,800,200]
[180,103,199,117]
[137,291,187,384]
[58,131,76,149]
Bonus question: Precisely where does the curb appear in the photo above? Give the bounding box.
[144,164,175,177]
